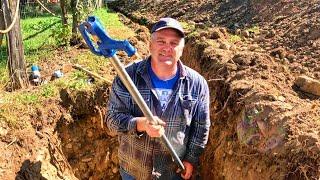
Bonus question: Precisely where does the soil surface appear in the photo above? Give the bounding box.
[111,0,320,179]
[1,0,319,179]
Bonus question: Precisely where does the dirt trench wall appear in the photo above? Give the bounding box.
[181,36,284,179]
[181,32,320,180]
[57,86,121,180]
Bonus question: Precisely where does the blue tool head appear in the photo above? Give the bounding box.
[79,16,137,58]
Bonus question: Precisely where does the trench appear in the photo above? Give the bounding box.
[54,34,236,179]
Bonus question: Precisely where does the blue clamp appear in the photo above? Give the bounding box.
[79,16,136,58]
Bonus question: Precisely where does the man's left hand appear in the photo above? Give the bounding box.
[177,161,193,179]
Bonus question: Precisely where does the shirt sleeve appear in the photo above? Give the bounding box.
[184,79,211,166]
[106,76,140,135]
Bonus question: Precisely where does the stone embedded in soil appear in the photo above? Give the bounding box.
[66,143,73,149]
[294,75,320,96]
[266,29,276,38]
[0,127,8,137]
[111,150,118,164]
[270,47,286,59]
[210,29,223,39]
[235,29,241,35]
[81,157,92,163]
[87,130,93,138]
[249,44,260,51]
[219,42,231,50]
[278,96,286,102]
[112,167,118,173]
[241,30,250,38]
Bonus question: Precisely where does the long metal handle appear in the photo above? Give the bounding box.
[110,54,185,171]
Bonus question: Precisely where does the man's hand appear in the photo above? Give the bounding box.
[177,161,193,180]
[136,117,166,137]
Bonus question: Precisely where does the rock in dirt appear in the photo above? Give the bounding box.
[210,29,223,39]
[241,30,250,38]
[294,75,320,96]
[219,42,231,50]
[266,29,276,38]
[270,47,286,59]
[0,127,8,137]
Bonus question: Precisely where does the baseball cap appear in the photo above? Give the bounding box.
[151,17,185,37]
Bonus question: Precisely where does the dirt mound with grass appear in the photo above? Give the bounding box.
[110,0,319,179]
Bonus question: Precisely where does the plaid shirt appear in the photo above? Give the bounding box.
[106,57,210,180]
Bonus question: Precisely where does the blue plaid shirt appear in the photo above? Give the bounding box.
[106,57,210,180]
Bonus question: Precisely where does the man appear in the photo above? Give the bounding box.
[107,17,210,180]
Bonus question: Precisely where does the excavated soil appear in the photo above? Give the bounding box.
[111,0,320,179]
[1,0,320,179]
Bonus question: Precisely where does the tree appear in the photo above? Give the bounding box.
[2,0,29,90]
[0,1,5,46]
[60,0,68,25]
[70,0,81,45]
[96,0,104,8]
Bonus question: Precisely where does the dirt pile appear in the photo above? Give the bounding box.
[110,0,320,179]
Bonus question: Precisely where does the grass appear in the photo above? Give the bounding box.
[22,16,61,55]
[180,21,196,33]
[229,34,242,43]
[91,8,135,40]
[0,7,136,128]
[0,61,7,89]
[247,25,260,34]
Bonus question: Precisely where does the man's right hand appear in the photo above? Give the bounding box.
[136,117,166,137]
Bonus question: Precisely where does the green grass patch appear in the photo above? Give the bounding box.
[22,16,61,55]
[91,8,135,39]
[229,34,242,43]
[180,22,196,33]
[4,91,40,105]
[40,83,58,98]
[72,51,110,72]
[247,25,260,34]
[0,61,8,89]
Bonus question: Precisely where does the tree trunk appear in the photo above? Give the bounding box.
[2,0,29,90]
[0,0,5,46]
[70,0,81,45]
[60,0,68,25]
[97,0,104,8]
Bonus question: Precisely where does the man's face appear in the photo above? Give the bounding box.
[150,28,184,68]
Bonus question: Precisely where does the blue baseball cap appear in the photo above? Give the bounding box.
[151,18,185,37]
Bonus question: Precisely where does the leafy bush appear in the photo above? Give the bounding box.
[50,24,72,47]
